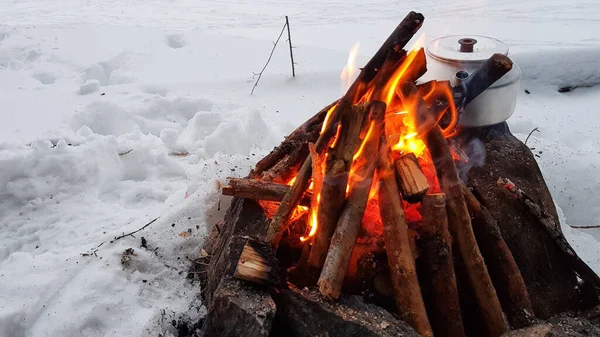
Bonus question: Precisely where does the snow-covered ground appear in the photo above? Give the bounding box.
[1,1,600,336]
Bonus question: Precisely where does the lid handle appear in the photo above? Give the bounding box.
[458,38,477,53]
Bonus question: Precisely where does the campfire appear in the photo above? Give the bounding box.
[201,11,600,337]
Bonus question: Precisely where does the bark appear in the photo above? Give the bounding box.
[222,178,312,206]
[318,101,385,299]
[378,142,433,337]
[462,184,536,329]
[417,193,466,337]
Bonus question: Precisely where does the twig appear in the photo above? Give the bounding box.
[285,16,296,77]
[570,225,600,229]
[112,217,160,242]
[251,22,287,94]
[524,127,539,146]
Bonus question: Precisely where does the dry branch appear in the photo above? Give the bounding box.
[418,193,466,337]
[497,177,600,293]
[222,178,312,206]
[318,101,385,299]
[378,141,432,337]
[402,82,508,337]
[462,184,535,329]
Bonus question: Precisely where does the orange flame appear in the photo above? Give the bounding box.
[340,42,360,95]
[300,143,325,242]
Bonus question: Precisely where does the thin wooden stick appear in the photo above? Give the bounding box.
[285,16,296,77]
[418,193,466,337]
[251,22,287,95]
[378,140,433,337]
[462,184,535,329]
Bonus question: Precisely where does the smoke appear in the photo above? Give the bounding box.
[454,136,486,183]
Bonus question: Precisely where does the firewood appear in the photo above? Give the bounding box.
[378,141,433,337]
[318,101,385,300]
[401,82,508,337]
[265,11,425,250]
[461,184,535,329]
[222,178,312,206]
[418,193,466,337]
[394,153,429,203]
[497,177,600,294]
[253,100,336,177]
[343,11,424,103]
[234,238,280,286]
[307,103,369,276]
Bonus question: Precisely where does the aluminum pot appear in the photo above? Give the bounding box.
[419,35,521,127]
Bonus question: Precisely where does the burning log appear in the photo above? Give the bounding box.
[222,178,312,206]
[252,100,337,177]
[402,82,508,337]
[394,153,429,203]
[497,177,600,294]
[265,11,425,250]
[307,102,369,277]
[318,101,385,300]
[461,184,535,328]
[418,193,466,337]
[378,141,433,337]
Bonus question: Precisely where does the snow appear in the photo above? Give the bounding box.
[1,0,600,336]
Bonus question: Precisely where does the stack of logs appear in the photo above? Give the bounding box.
[220,11,600,337]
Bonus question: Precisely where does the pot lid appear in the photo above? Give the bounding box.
[426,35,509,63]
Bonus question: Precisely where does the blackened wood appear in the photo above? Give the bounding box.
[454,53,513,108]
[402,82,508,337]
[307,103,368,276]
[462,184,536,329]
[201,278,276,337]
[497,177,600,295]
[418,193,466,337]
[462,122,597,317]
[273,287,422,337]
[394,153,429,203]
[201,197,276,337]
[222,178,312,206]
[318,101,385,299]
[378,142,433,337]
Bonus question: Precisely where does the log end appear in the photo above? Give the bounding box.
[234,239,280,286]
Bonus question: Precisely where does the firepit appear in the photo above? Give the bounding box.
[199,11,600,337]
